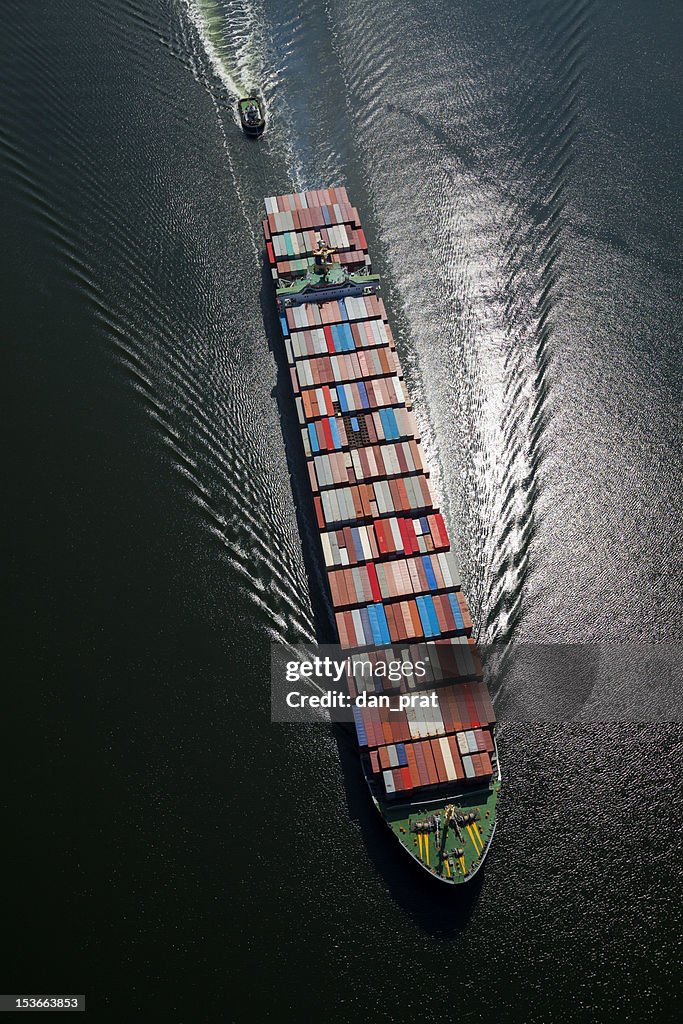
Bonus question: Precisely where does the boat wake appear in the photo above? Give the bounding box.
[2,0,316,648]
[182,0,265,98]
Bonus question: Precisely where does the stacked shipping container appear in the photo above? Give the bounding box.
[265,189,496,800]
[344,638,482,696]
[263,187,370,281]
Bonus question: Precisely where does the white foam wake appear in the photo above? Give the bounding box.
[183,0,261,98]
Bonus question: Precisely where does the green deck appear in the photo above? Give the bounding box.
[276,265,380,298]
[377,777,500,884]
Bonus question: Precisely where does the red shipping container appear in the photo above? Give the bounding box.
[422,741,438,785]
[436,593,456,633]
[358,485,373,518]
[335,611,347,647]
[387,478,402,511]
[366,562,382,602]
[430,738,448,784]
[395,517,412,554]
[406,745,421,788]
[399,601,413,642]
[337,570,351,608]
[373,519,389,555]
[321,419,334,450]
[457,591,473,632]
[413,745,428,788]
[384,601,399,642]
[314,496,325,530]
[407,600,423,639]
[429,513,448,548]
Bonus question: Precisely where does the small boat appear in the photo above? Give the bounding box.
[238,97,265,137]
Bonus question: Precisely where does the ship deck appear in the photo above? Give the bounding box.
[380,777,500,883]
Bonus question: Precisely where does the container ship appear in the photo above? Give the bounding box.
[263,188,500,883]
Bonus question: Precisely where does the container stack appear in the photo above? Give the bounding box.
[263,187,370,281]
[264,190,496,800]
[351,681,495,795]
[344,638,483,697]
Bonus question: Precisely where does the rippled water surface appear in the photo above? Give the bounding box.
[2,1,682,1020]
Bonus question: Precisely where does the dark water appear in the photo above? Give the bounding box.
[2,0,682,1020]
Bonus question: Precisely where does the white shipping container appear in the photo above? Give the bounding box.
[374,480,392,515]
[313,457,327,489]
[406,707,421,739]
[375,563,388,599]
[341,488,354,522]
[437,553,452,588]
[383,770,396,794]
[439,737,457,781]
[446,550,462,589]
[389,518,403,552]
[321,532,333,567]
[403,477,416,508]
[323,490,339,524]
[297,362,313,389]
[313,329,328,355]
[359,527,373,562]
[386,446,401,476]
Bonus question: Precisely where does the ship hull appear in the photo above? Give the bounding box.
[262,188,500,883]
[365,748,501,884]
